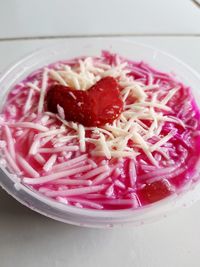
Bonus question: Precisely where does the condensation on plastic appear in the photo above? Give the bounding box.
[0,38,200,228]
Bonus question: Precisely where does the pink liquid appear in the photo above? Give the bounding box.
[1,51,200,210]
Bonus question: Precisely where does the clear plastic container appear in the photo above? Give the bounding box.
[1,38,200,228]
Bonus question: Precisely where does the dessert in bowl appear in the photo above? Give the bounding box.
[0,39,200,227]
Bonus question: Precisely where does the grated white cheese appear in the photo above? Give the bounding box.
[145,150,159,166]
[78,124,86,152]
[131,102,172,112]
[161,87,180,105]
[127,84,147,101]
[30,57,182,162]
[38,69,49,114]
[150,130,176,152]
[131,131,149,151]
[49,69,67,86]
[104,125,128,136]
[57,105,65,120]
[99,133,111,159]
[26,82,40,92]
[2,53,188,199]
[87,127,115,139]
[24,89,34,114]
[117,134,133,151]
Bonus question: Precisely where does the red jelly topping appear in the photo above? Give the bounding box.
[46,76,123,126]
[139,180,174,204]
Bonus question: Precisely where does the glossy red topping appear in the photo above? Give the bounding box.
[139,180,174,204]
[46,76,123,126]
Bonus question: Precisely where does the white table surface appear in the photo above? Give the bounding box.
[1,0,200,38]
[1,1,200,267]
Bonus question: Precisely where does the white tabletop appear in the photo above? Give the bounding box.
[1,1,200,267]
[1,0,200,38]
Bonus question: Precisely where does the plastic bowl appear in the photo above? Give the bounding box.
[1,38,200,228]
